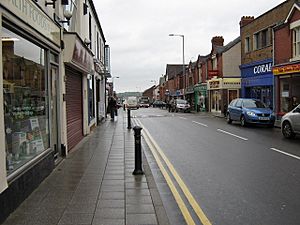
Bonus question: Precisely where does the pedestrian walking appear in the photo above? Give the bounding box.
[107,97,117,121]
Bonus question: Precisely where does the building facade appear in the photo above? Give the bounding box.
[273,2,300,117]
[240,0,295,108]
[206,36,241,114]
[0,0,107,222]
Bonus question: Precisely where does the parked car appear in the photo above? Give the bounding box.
[281,104,300,138]
[227,98,275,127]
[124,97,139,110]
[170,99,191,113]
[152,100,166,108]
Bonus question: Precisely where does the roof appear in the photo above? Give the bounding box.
[241,0,292,29]
[165,64,187,79]
[196,54,210,65]
[216,37,241,54]
[285,2,300,23]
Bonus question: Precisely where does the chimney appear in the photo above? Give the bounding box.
[211,36,224,47]
[240,16,255,27]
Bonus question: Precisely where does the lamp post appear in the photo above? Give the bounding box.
[169,33,185,98]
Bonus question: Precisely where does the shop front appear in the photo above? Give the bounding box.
[194,83,207,112]
[0,0,61,221]
[240,59,273,108]
[94,59,106,123]
[185,86,195,109]
[63,33,94,151]
[273,62,300,117]
[207,78,241,114]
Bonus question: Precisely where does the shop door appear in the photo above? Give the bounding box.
[211,90,221,112]
[65,67,83,151]
[50,66,59,159]
[228,90,238,104]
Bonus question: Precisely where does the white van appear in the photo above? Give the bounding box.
[125,97,139,110]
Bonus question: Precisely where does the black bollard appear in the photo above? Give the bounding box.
[127,109,131,129]
[132,126,144,175]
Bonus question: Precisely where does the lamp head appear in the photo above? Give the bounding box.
[63,10,72,20]
[84,38,91,45]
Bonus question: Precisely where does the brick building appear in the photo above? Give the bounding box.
[273,2,300,117]
[165,64,186,102]
[206,37,242,114]
[239,0,295,108]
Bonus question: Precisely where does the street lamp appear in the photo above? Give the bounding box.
[169,33,185,97]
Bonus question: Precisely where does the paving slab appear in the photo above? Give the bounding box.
[1,110,170,225]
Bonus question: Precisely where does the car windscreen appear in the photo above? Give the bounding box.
[243,99,266,108]
[176,99,187,104]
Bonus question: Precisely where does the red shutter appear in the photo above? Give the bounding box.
[65,66,83,151]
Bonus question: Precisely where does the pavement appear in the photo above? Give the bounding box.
[1,110,170,225]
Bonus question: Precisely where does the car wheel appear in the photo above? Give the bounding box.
[282,121,295,139]
[227,113,232,124]
[240,115,247,127]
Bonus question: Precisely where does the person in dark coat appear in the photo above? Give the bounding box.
[108,97,117,121]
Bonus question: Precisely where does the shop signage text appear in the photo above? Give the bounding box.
[273,63,300,75]
[72,38,93,73]
[208,70,219,78]
[253,62,272,75]
[3,0,60,46]
[209,81,220,89]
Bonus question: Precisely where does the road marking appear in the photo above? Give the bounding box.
[134,120,196,225]
[136,119,212,225]
[192,121,208,127]
[217,129,248,141]
[179,117,187,120]
[270,148,300,160]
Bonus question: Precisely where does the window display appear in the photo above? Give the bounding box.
[280,76,300,113]
[2,27,50,175]
[88,76,94,123]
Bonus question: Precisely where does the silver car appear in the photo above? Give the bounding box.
[281,104,300,138]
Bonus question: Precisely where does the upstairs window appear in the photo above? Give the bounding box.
[261,29,268,47]
[293,27,300,58]
[212,56,217,70]
[253,28,270,50]
[253,33,259,50]
[245,36,251,53]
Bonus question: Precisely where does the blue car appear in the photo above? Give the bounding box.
[226,98,275,127]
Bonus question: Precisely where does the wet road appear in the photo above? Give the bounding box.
[131,107,300,225]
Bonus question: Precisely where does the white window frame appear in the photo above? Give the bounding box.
[293,27,300,59]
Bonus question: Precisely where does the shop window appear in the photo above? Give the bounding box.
[280,80,290,113]
[88,76,95,123]
[293,27,300,58]
[2,27,49,175]
[280,76,300,112]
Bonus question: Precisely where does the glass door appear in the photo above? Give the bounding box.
[50,66,59,159]
[211,90,221,113]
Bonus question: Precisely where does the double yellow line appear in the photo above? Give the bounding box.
[135,119,212,225]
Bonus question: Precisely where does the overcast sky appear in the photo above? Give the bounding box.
[95,0,284,93]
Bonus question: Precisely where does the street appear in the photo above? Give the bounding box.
[131,107,300,225]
